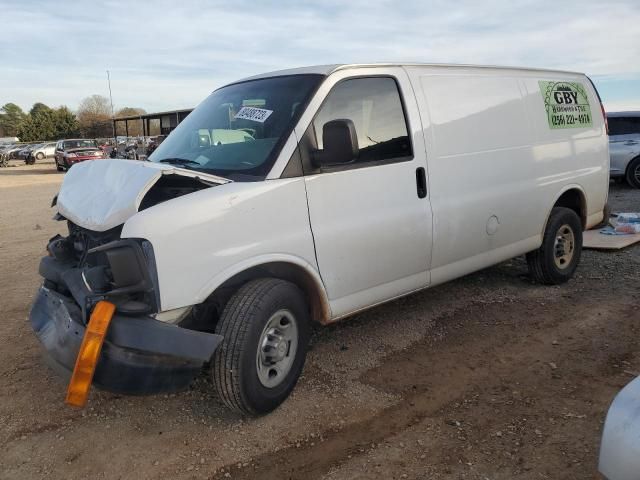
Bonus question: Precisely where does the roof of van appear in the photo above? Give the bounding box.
[235,63,585,83]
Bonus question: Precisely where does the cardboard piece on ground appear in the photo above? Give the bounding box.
[584,230,640,250]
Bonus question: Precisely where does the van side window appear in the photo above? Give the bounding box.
[608,117,640,136]
[303,77,412,172]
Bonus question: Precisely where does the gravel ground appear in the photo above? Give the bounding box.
[0,163,638,480]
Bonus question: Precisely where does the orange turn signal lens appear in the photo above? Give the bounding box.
[65,301,115,407]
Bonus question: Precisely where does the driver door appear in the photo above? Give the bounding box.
[299,68,433,318]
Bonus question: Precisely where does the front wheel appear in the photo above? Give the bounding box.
[527,207,583,285]
[212,278,310,415]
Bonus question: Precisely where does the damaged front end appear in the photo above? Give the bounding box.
[29,160,227,396]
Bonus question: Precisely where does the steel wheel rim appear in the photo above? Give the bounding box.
[256,309,298,388]
[553,224,575,269]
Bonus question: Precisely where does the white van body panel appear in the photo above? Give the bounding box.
[294,66,433,318]
[121,178,320,311]
[404,65,608,286]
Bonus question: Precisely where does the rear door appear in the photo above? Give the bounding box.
[297,68,433,318]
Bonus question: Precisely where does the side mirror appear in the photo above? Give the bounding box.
[312,119,359,167]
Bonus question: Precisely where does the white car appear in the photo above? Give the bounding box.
[599,376,640,480]
[607,112,640,188]
[30,142,57,161]
[30,63,609,414]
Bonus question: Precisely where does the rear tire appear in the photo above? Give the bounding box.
[36,152,44,161]
[626,157,640,189]
[212,278,310,415]
[527,207,582,285]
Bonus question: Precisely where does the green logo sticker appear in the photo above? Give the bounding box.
[539,81,592,129]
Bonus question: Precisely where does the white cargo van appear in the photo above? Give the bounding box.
[31,64,609,414]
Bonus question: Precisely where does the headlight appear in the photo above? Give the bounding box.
[87,239,160,312]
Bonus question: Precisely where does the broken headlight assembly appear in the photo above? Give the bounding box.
[85,239,161,314]
[42,229,161,317]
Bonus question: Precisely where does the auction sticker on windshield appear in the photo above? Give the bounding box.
[234,107,273,123]
[539,81,592,129]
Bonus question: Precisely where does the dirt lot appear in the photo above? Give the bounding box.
[0,162,638,480]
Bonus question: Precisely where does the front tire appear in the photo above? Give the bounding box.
[212,278,310,415]
[626,157,640,189]
[527,207,582,285]
[36,152,45,161]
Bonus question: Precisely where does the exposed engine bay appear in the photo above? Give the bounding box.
[138,174,214,210]
[43,171,219,321]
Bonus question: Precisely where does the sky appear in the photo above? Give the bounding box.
[1,0,639,114]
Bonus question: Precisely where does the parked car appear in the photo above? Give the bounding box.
[54,139,105,171]
[30,63,609,414]
[607,112,640,188]
[5,144,24,159]
[0,145,13,167]
[28,142,57,163]
[599,376,640,480]
[17,144,40,161]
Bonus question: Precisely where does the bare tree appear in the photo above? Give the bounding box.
[77,95,112,137]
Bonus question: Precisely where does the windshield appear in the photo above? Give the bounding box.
[149,74,323,180]
[64,140,98,149]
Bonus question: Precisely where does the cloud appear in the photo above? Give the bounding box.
[1,0,639,112]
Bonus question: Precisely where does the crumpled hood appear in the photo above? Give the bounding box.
[57,159,229,232]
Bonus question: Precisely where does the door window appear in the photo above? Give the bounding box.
[303,77,412,172]
[608,117,640,136]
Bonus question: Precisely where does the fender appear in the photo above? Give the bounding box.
[195,253,332,322]
[540,183,588,237]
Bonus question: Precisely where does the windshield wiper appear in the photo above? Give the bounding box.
[158,157,201,166]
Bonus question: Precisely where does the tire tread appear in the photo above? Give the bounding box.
[527,207,582,285]
[213,278,292,414]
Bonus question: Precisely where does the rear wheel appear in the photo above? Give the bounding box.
[36,152,44,161]
[626,157,640,189]
[527,207,582,285]
[212,278,310,415]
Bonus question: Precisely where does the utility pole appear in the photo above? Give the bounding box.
[107,70,116,144]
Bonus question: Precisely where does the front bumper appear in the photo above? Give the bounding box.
[30,286,222,394]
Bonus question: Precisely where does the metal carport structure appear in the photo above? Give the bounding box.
[112,108,193,138]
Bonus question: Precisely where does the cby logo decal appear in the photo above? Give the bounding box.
[539,81,593,129]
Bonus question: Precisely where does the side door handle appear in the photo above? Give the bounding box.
[624,140,638,146]
[416,167,427,199]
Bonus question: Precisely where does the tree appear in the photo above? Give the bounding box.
[54,107,80,139]
[115,107,147,136]
[30,102,52,118]
[77,94,112,138]
[15,103,80,141]
[17,103,56,141]
[0,103,26,137]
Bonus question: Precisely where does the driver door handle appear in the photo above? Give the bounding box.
[416,167,427,199]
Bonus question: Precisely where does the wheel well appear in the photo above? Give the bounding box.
[554,189,586,229]
[205,262,329,326]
